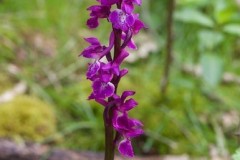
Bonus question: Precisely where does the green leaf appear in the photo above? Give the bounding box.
[200,54,224,86]
[198,30,224,51]
[223,24,240,36]
[175,9,214,27]
[177,0,209,7]
[232,148,240,160]
[214,0,239,24]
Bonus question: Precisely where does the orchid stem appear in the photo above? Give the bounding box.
[104,106,115,160]
[104,25,122,160]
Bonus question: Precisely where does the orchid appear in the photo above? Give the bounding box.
[80,0,145,159]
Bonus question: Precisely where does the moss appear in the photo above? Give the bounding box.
[0,95,56,141]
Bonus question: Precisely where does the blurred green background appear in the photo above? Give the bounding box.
[0,0,240,158]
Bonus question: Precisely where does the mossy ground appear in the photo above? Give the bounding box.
[0,95,56,141]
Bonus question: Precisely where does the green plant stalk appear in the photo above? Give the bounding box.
[104,26,122,160]
[104,105,115,160]
[160,0,175,95]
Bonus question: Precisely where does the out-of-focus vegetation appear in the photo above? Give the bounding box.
[0,95,56,141]
[0,0,240,158]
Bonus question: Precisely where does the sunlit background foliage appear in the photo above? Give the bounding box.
[0,0,240,158]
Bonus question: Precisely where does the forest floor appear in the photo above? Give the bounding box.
[0,139,230,160]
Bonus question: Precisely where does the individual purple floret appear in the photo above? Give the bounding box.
[80,33,114,59]
[87,5,111,28]
[109,9,135,32]
[80,0,145,158]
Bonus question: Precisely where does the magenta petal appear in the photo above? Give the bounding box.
[118,139,134,158]
[98,32,115,57]
[109,10,119,24]
[126,118,144,137]
[122,3,134,14]
[122,32,137,49]
[84,37,100,45]
[86,61,100,79]
[114,50,129,65]
[133,0,141,5]
[81,45,103,59]
[128,39,137,49]
[115,114,129,130]
[100,72,113,82]
[126,128,144,137]
[101,62,112,70]
[120,69,128,77]
[121,90,135,101]
[112,65,120,76]
[100,0,119,5]
[92,79,115,99]
[126,14,135,26]
[122,98,137,111]
[87,17,99,29]
[132,118,143,127]
[88,5,110,18]
[104,82,115,97]
[95,98,108,106]
[132,18,145,34]
[88,93,95,100]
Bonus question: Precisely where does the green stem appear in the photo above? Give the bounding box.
[160,0,175,95]
[104,106,115,160]
[104,28,122,160]
[113,28,122,60]
[104,0,122,152]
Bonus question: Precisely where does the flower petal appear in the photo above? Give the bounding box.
[92,79,115,99]
[122,2,134,14]
[87,17,99,29]
[122,98,137,111]
[132,15,145,34]
[84,37,100,45]
[118,139,134,158]
[133,0,141,5]
[86,61,101,79]
[114,50,129,65]
[120,69,128,77]
[88,5,110,18]
[100,0,119,5]
[121,90,135,101]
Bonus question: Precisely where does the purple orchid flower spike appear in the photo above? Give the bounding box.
[81,0,145,159]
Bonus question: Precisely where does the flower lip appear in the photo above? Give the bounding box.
[118,138,134,157]
[92,79,115,99]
